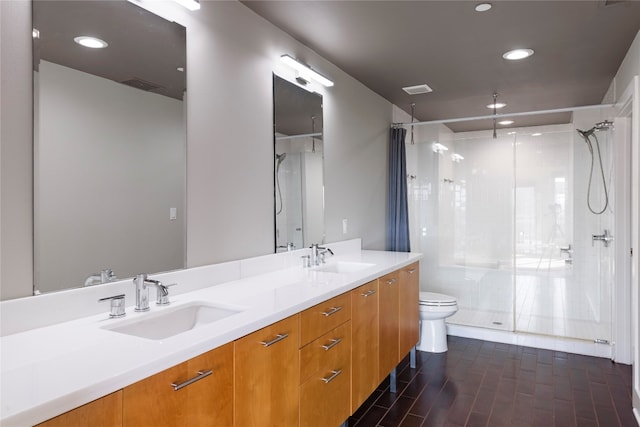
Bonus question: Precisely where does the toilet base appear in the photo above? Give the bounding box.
[416,319,449,353]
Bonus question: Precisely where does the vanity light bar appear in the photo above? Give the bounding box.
[174,0,200,11]
[280,55,334,87]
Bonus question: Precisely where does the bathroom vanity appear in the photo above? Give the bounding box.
[1,240,420,426]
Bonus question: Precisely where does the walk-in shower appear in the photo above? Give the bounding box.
[407,107,618,355]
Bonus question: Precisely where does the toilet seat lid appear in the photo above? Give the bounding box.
[419,292,457,306]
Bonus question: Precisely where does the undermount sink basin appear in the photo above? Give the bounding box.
[104,302,243,340]
[314,261,375,274]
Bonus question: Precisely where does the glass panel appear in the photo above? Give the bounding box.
[414,133,515,331]
[514,127,613,341]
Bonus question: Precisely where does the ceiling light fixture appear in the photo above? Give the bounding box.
[486,102,506,109]
[73,36,108,49]
[173,0,200,11]
[502,48,534,60]
[475,3,492,12]
[432,143,449,153]
[532,132,542,136]
[280,54,334,87]
[451,153,465,162]
[498,120,514,125]
[32,28,40,39]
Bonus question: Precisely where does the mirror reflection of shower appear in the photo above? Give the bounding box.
[275,153,287,215]
[576,120,613,215]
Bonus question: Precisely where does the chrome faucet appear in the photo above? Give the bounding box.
[133,274,168,312]
[309,244,334,266]
[84,268,117,287]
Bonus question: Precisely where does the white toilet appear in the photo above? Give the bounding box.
[416,292,458,353]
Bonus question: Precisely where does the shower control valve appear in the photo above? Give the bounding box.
[592,229,613,248]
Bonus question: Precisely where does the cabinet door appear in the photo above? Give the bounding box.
[399,262,420,358]
[36,391,122,427]
[378,270,400,381]
[234,314,300,427]
[185,343,233,426]
[123,343,233,427]
[351,280,379,412]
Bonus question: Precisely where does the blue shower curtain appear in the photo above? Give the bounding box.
[387,127,410,252]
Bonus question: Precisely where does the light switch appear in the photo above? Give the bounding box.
[342,219,348,234]
[170,207,177,220]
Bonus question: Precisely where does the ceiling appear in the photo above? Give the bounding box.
[242,0,640,132]
[33,1,186,100]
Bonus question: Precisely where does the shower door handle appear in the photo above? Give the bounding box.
[592,229,613,248]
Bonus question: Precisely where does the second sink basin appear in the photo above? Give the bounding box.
[314,261,375,274]
[104,302,243,340]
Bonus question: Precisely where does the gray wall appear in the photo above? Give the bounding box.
[0,0,392,299]
[35,61,185,293]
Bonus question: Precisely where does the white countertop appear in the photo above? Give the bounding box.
[0,249,421,426]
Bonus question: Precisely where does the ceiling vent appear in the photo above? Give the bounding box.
[120,77,163,92]
[402,84,433,95]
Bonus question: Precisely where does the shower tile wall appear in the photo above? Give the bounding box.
[410,116,614,343]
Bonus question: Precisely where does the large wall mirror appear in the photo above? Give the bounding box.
[32,1,187,294]
[273,75,325,252]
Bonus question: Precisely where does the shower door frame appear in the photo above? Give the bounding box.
[616,75,639,421]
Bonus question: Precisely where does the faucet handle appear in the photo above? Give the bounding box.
[156,283,177,305]
[98,294,126,318]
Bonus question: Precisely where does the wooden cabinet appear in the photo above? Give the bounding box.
[123,342,233,427]
[350,280,379,412]
[378,270,400,381]
[36,261,420,427]
[36,391,122,427]
[399,262,420,358]
[234,314,300,427]
[299,321,351,427]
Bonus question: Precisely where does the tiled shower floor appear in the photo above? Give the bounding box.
[348,336,635,427]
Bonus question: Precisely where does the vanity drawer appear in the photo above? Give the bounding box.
[300,321,351,384]
[299,292,351,347]
[299,340,351,427]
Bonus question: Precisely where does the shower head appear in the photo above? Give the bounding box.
[276,153,287,165]
[577,128,595,139]
[594,120,613,131]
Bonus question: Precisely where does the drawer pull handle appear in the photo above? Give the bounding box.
[260,333,289,347]
[321,369,342,384]
[408,268,417,274]
[321,306,342,317]
[385,278,398,285]
[361,289,377,297]
[171,370,212,391]
[321,338,342,351]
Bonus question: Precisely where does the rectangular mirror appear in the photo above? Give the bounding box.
[32,1,187,293]
[273,75,325,252]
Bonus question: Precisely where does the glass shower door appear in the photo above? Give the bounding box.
[514,128,613,342]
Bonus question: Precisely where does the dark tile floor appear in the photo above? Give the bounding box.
[348,336,636,427]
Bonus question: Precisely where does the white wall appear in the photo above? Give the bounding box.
[35,61,185,292]
[0,0,392,299]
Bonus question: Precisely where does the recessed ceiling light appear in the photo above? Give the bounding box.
[503,48,534,60]
[486,102,506,109]
[402,84,433,95]
[498,120,514,125]
[532,132,542,136]
[74,36,108,49]
[475,3,492,12]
